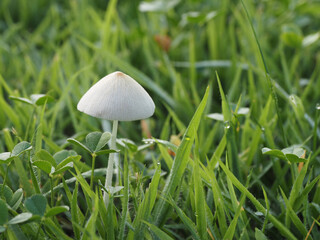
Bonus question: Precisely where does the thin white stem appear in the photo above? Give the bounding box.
[104,120,118,206]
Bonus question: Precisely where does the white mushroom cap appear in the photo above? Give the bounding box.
[77,71,155,121]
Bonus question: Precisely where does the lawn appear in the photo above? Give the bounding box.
[0,0,320,239]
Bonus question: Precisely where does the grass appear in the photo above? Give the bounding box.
[1,0,320,239]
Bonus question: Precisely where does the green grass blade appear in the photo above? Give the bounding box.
[218,159,297,240]
[143,221,174,240]
[193,148,208,240]
[106,196,115,240]
[0,73,14,96]
[35,103,46,152]
[3,128,15,151]
[82,192,100,240]
[132,164,161,239]
[189,32,200,105]
[209,134,226,169]
[72,182,81,240]
[255,228,268,240]
[223,192,246,240]
[72,165,95,199]
[153,86,210,226]
[14,157,34,197]
[226,158,249,238]
[43,218,73,240]
[216,72,232,121]
[294,175,320,210]
[28,159,41,194]
[286,156,310,227]
[203,158,227,236]
[97,190,109,239]
[313,104,320,152]
[225,121,241,182]
[158,144,173,169]
[261,186,270,232]
[240,0,287,145]
[246,96,273,166]
[118,152,129,240]
[101,0,118,50]
[167,195,201,240]
[43,168,106,196]
[280,188,310,239]
[0,96,22,132]
[165,104,186,134]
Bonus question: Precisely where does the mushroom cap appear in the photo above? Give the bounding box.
[77,71,155,121]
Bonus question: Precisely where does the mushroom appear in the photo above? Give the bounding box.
[77,71,155,205]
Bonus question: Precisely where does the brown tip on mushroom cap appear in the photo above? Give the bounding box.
[77,71,155,121]
[114,71,125,76]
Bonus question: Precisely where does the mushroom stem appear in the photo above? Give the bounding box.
[104,120,118,206]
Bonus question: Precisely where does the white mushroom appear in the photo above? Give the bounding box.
[77,71,155,121]
[77,71,155,206]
